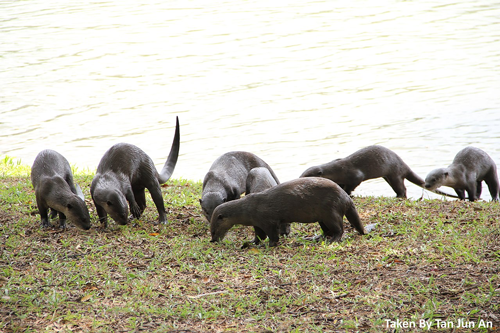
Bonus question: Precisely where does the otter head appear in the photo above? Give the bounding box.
[425,168,448,191]
[300,166,324,178]
[209,205,233,243]
[93,188,129,225]
[65,196,91,230]
[301,159,344,184]
[199,192,226,222]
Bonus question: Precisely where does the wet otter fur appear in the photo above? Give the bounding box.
[91,117,180,227]
[31,149,91,230]
[301,145,459,199]
[210,177,366,247]
[425,146,499,201]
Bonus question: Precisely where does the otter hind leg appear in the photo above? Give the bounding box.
[319,212,344,242]
[484,173,500,201]
[147,183,168,224]
[253,226,268,244]
[384,176,407,198]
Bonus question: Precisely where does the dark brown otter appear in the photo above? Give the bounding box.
[31,149,91,230]
[90,117,180,227]
[210,177,366,247]
[425,146,499,201]
[199,151,280,221]
[301,145,458,199]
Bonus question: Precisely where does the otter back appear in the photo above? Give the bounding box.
[210,177,366,247]
[31,149,91,230]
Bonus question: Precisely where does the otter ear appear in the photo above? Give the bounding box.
[67,203,73,209]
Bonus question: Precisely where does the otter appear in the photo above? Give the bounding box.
[90,116,180,227]
[210,177,366,247]
[31,149,91,230]
[425,146,499,201]
[300,145,459,199]
[199,151,280,220]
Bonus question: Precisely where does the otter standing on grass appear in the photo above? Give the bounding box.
[425,146,499,201]
[210,177,366,247]
[91,117,180,227]
[301,145,459,199]
[31,149,91,230]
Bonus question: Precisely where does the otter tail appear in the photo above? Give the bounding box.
[75,184,85,201]
[158,116,180,184]
[345,203,365,235]
[405,169,425,187]
[406,169,461,199]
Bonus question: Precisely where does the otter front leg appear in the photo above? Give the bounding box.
[454,188,466,201]
[95,203,108,228]
[36,198,51,228]
[125,187,142,219]
[465,183,478,202]
[58,212,67,230]
[342,181,361,196]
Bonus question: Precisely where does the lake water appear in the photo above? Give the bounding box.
[1,0,499,199]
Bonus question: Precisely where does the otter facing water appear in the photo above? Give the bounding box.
[31,149,91,230]
[210,177,366,247]
[200,151,280,219]
[91,117,180,227]
[425,146,499,201]
[301,145,458,199]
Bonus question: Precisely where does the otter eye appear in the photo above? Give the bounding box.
[107,201,113,206]
[217,214,223,219]
[317,171,323,176]
[222,198,227,203]
[67,203,73,209]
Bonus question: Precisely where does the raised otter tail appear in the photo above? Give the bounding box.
[345,203,365,235]
[406,169,461,199]
[158,116,180,184]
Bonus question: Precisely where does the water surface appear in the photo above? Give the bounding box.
[1,0,499,199]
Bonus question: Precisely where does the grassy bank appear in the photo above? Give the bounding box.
[0,157,499,332]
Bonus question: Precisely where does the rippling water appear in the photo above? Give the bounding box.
[1,0,499,199]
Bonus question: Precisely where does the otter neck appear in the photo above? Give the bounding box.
[41,176,77,214]
[443,165,467,187]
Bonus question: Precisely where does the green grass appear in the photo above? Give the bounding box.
[0,157,499,332]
